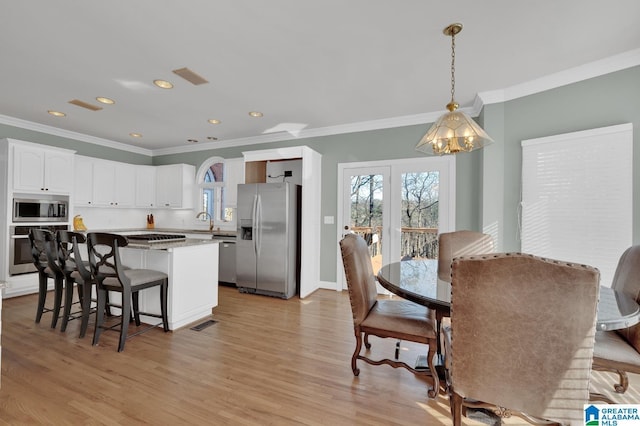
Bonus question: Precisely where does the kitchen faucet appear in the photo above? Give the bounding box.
[196,211,214,232]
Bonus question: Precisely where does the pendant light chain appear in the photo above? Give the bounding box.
[450,31,456,105]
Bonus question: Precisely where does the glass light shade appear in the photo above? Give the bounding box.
[416,109,494,155]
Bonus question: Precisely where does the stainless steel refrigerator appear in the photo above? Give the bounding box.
[236,182,300,299]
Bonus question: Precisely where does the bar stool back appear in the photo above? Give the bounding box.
[56,230,92,336]
[29,229,65,328]
[87,232,169,352]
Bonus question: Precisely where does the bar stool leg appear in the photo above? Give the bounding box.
[35,272,48,323]
[50,276,64,329]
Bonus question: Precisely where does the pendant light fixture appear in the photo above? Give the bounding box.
[415,23,493,155]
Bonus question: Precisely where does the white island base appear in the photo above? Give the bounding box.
[118,240,219,331]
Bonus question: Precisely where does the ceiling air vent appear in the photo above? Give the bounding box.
[68,99,102,111]
[172,67,209,85]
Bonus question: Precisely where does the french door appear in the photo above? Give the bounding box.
[337,157,455,290]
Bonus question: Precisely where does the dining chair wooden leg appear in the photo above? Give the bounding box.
[352,332,363,376]
[451,392,464,426]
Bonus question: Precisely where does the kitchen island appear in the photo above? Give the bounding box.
[118,238,219,330]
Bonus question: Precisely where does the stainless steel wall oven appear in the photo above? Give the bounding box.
[9,224,69,275]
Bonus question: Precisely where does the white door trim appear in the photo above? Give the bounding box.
[336,156,456,291]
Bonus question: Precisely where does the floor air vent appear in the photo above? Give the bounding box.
[190,319,217,331]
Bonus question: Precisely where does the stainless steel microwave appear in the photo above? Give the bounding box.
[13,196,69,222]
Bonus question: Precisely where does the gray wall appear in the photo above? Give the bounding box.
[153,124,476,283]
[2,64,638,284]
[484,65,640,252]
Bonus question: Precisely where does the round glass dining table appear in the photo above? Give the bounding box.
[376,259,640,331]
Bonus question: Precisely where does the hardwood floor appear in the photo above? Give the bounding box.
[0,286,638,425]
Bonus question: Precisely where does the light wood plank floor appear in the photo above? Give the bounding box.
[0,286,637,425]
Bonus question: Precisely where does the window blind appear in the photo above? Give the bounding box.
[521,123,633,287]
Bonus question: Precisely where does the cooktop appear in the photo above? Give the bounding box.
[126,233,186,243]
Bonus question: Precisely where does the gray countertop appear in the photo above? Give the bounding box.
[125,238,220,251]
[82,227,237,238]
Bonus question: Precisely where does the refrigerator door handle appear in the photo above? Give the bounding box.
[255,194,262,256]
[251,194,258,256]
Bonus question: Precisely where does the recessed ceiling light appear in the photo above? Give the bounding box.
[153,79,174,89]
[47,110,66,117]
[129,132,143,138]
[207,136,218,141]
[208,119,221,124]
[96,97,115,105]
[249,111,263,117]
[187,139,198,143]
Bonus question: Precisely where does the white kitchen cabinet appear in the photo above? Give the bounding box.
[135,166,157,208]
[91,159,135,207]
[156,164,195,209]
[12,143,74,194]
[224,157,245,207]
[74,155,94,205]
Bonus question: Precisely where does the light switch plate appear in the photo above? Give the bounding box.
[323,216,334,224]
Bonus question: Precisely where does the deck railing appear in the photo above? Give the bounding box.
[350,226,439,260]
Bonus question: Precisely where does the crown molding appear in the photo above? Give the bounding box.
[478,48,640,106]
[151,109,453,156]
[0,113,153,156]
[2,49,639,157]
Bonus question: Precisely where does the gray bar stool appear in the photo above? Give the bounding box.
[29,229,65,328]
[87,232,169,352]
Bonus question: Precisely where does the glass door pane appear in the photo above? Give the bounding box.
[350,173,384,274]
[399,171,440,260]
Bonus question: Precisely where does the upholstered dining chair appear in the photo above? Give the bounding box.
[437,230,494,282]
[87,232,169,352]
[592,245,640,394]
[339,233,439,398]
[445,253,600,426]
[29,228,65,328]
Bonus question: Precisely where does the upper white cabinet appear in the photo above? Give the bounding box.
[12,143,74,194]
[224,158,245,207]
[156,164,195,208]
[75,156,137,207]
[91,160,135,207]
[135,166,157,208]
[74,155,94,205]
[72,155,194,209]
